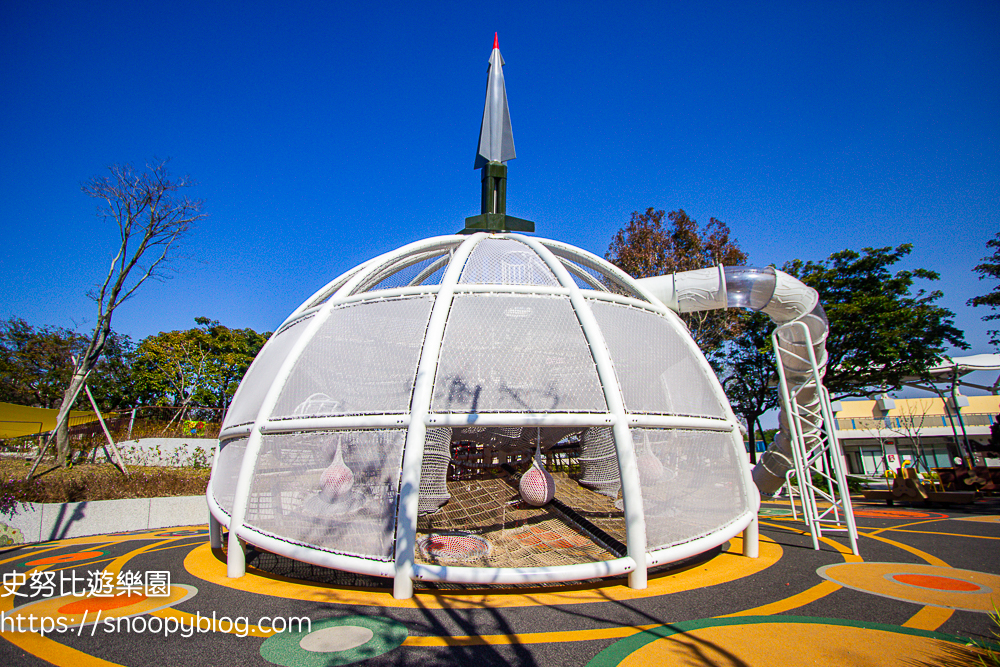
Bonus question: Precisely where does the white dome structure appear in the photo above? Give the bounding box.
[208,232,759,599]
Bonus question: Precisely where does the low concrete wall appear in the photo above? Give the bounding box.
[0,495,207,547]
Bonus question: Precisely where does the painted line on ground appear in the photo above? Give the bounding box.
[874,529,1000,541]
[901,605,954,630]
[402,624,661,647]
[720,520,859,618]
[856,531,949,567]
[0,545,70,566]
[864,519,952,538]
[817,562,999,613]
[856,520,958,629]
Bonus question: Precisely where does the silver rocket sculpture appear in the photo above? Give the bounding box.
[475,33,516,169]
[464,34,533,232]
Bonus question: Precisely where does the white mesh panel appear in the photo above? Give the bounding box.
[212,437,248,516]
[544,245,647,300]
[223,317,313,429]
[560,259,609,291]
[243,429,406,560]
[418,428,452,515]
[635,428,749,550]
[589,301,726,417]
[357,251,452,293]
[432,295,607,412]
[459,238,560,287]
[272,296,433,418]
[305,264,367,310]
[578,427,621,499]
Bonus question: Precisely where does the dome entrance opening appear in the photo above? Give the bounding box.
[416,426,626,570]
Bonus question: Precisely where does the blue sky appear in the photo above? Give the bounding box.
[2,1,997,367]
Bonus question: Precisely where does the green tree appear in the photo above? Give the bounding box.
[968,232,1000,348]
[606,208,748,357]
[0,318,84,409]
[133,318,269,420]
[720,311,780,464]
[83,331,138,412]
[0,318,136,412]
[783,244,967,398]
[189,317,269,414]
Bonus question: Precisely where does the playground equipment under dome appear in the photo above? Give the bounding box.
[207,36,855,600]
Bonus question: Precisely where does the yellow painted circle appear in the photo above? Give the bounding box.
[818,562,1000,612]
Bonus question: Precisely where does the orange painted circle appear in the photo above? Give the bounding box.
[25,551,105,566]
[892,574,981,592]
[59,593,148,614]
[819,562,999,612]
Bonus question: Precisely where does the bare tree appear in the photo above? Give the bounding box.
[888,398,937,473]
[29,160,206,474]
[867,416,895,477]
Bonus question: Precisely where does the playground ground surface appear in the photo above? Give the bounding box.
[0,496,998,666]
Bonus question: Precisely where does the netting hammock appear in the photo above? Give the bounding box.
[208,232,758,598]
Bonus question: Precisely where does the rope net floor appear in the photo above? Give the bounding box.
[414,471,626,569]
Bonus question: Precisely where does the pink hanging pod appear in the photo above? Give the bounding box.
[319,442,354,501]
[520,434,556,506]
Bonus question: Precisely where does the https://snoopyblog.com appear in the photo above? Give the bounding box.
[2,567,309,637]
[0,610,311,638]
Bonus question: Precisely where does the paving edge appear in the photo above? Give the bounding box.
[0,495,206,546]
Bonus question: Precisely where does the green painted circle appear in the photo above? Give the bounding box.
[757,508,793,517]
[260,614,407,667]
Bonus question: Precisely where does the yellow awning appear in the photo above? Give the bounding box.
[0,402,102,439]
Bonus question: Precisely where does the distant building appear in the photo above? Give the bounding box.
[833,395,999,474]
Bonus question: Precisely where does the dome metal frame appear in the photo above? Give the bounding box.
[207,231,759,600]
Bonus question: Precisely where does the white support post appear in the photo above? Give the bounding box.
[742,516,759,558]
[785,470,799,520]
[820,387,860,555]
[209,513,222,549]
[392,234,484,600]
[206,440,223,549]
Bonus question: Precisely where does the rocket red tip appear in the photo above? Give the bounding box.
[493,32,499,50]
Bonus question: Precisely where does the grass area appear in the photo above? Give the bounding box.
[1,458,209,512]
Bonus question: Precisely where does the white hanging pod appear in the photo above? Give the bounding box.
[519,429,556,506]
[320,442,355,501]
[637,432,664,485]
